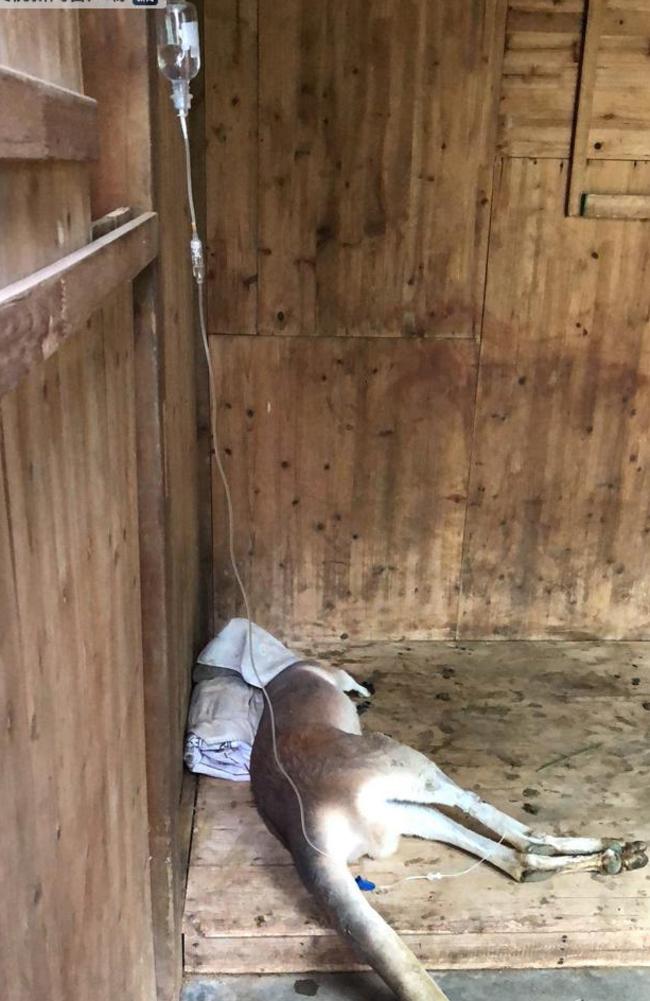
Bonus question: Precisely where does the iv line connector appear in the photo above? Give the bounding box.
[190,234,205,285]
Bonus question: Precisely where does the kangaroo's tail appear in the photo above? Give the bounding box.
[291,842,452,1001]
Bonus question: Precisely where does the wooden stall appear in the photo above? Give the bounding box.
[185,0,650,981]
[205,0,650,643]
[2,1,650,999]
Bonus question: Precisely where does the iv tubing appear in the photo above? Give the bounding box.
[178,114,331,859]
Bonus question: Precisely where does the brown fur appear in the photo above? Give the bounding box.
[250,665,454,1001]
[250,663,647,1001]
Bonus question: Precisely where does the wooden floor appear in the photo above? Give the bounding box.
[183,642,650,974]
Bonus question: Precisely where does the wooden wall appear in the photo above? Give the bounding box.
[205,0,650,641]
[2,10,206,1001]
[80,13,206,1000]
[0,13,156,1001]
[0,285,156,1001]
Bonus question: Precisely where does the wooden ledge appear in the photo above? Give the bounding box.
[0,212,158,398]
[0,64,98,161]
[581,193,650,221]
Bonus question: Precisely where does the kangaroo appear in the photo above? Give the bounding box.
[250,662,648,1001]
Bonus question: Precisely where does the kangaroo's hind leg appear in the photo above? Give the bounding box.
[372,737,648,874]
[426,778,647,871]
[384,803,639,883]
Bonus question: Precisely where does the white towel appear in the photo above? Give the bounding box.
[184,620,302,780]
[185,619,369,781]
[184,668,264,781]
[196,617,303,686]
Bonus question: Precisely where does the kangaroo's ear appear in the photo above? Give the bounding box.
[336,669,371,698]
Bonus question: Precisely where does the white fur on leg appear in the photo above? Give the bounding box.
[384,802,524,880]
[382,803,634,883]
[419,763,629,858]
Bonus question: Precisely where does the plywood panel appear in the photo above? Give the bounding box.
[204,0,258,335]
[211,336,477,640]
[256,0,506,339]
[0,286,156,1001]
[459,158,650,639]
[205,0,506,339]
[184,640,650,972]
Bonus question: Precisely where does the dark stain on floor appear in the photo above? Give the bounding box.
[294,978,320,996]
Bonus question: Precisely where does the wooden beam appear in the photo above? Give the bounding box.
[91,206,133,239]
[582,192,650,220]
[566,0,606,217]
[0,212,158,398]
[0,64,98,161]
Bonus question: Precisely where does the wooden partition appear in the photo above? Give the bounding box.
[0,14,156,1001]
[1,281,156,1001]
[204,0,650,640]
[1,10,205,1001]
[80,16,207,996]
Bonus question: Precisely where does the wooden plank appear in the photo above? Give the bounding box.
[459,158,650,639]
[132,260,189,1001]
[0,65,98,161]
[210,335,477,640]
[609,0,650,9]
[588,24,650,159]
[190,1,215,640]
[91,206,133,239]
[183,640,650,972]
[79,12,153,219]
[141,51,204,1001]
[582,191,650,217]
[507,10,585,32]
[498,1,583,157]
[256,0,507,339]
[186,861,650,938]
[0,163,91,287]
[509,0,584,12]
[584,155,650,193]
[602,6,650,33]
[0,285,157,1001]
[186,929,650,974]
[0,212,158,398]
[81,16,206,1000]
[0,10,83,90]
[567,0,606,215]
[204,0,258,334]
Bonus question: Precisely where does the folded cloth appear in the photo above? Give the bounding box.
[185,619,302,781]
[184,667,264,780]
[196,617,303,687]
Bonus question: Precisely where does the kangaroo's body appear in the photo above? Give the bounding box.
[250,663,647,1001]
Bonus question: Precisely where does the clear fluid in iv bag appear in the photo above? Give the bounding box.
[156,3,201,82]
[157,42,200,82]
